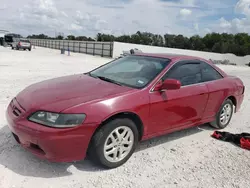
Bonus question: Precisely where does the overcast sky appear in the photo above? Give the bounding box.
[0,0,250,37]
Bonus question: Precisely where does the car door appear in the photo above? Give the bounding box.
[199,61,226,119]
[148,60,209,133]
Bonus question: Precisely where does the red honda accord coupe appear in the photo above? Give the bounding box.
[6,53,245,168]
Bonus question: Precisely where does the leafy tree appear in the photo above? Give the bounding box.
[75,36,88,41]
[171,35,190,49]
[189,35,205,51]
[203,33,221,51]
[67,35,76,40]
[56,35,64,40]
[27,31,250,56]
[116,35,132,43]
[164,34,175,47]
[27,34,49,39]
[96,33,115,41]
[152,34,164,46]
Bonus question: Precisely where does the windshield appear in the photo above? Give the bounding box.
[89,55,170,89]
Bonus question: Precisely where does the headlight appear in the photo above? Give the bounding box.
[28,111,86,128]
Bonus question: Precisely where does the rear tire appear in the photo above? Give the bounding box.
[29,48,31,51]
[209,99,234,129]
[88,118,139,169]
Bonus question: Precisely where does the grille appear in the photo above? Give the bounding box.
[11,99,23,117]
[12,106,22,116]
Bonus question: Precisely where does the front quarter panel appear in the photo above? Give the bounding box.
[62,90,151,134]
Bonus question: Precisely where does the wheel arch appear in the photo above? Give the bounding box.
[214,95,237,118]
[89,111,144,143]
[209,95,236,129]
[100,112,144,140]
[227,95,237,112]
[86,111,144,156]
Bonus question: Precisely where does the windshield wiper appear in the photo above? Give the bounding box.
[95,76,123,86]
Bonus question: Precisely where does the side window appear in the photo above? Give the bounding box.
[163,63,202,86]
[200,62,223,82]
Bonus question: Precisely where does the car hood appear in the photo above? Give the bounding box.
[16,74,134,112]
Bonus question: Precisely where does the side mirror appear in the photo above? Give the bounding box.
[153,79,181,91]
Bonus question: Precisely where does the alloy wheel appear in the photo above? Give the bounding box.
[103,126,134,163]
[220,103,232,126]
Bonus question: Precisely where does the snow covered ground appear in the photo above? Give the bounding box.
[0,46,249,188]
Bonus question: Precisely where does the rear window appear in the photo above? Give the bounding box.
[20,40,30,43]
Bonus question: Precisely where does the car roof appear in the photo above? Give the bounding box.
[132,52,228,77]
[134,52,209,62]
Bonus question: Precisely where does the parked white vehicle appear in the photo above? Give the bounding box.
[11,38,31,51]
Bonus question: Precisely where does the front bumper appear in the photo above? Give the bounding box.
[6,102,97,162]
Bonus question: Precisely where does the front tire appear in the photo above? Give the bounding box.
[89,118,139,168]
[209,99,234,129]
